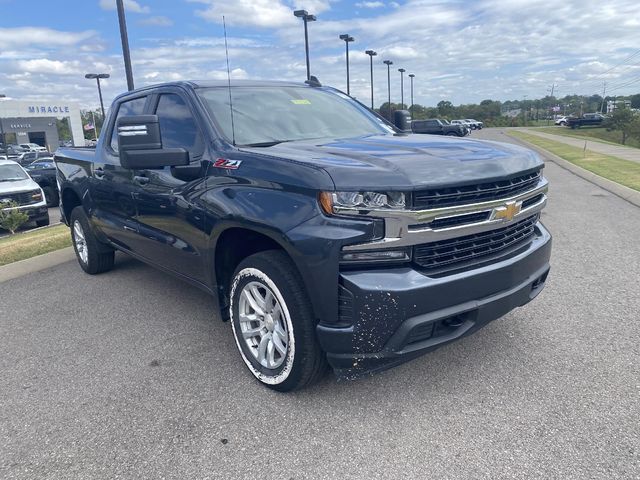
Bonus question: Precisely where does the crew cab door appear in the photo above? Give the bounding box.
[90,95,148,250]
[130,91,209,282]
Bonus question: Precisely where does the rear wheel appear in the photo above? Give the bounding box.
[229,250,327,391]
[69,206,114,274]
[446,132,458,136]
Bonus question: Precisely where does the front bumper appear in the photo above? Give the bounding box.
[317,222,552,378]
[1,201,48,222]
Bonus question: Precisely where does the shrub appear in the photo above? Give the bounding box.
[0,201,30,234]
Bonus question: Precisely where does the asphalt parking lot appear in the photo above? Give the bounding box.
[1,129,639,479]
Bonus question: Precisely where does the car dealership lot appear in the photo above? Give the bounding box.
[1,130,639,479]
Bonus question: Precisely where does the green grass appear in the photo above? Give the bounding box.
[526,126,640,149]
[508,131,640,192]
[0,224,71,266]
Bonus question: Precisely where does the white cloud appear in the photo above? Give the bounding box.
[0,27,98,49]
[139,16,174,27]
[17,59,84,75]
[189,0,296,28]
[355,1,385,8]
[98,0,150,14]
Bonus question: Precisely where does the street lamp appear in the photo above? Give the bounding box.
[116,0,135,91]
[398,68,406,108]
[0,94,5,145]
[85,73,110,119]
[365,50,377,109]
[294,10,316,81]
[383,60,393,119]
[408,74,415,112]
[339,34,354,95]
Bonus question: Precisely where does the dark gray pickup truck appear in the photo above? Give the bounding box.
[54,80,551,391]
[412,118,469,136]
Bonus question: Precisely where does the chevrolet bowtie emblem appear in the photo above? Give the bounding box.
[493,200,522,222]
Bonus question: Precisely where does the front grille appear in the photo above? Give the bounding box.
[414,214,539,271]
[0,190,39,207]
[413,171,541,209]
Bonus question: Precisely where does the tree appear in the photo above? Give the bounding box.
[437,100,454,117]
[604,107,637,144]
[0,202,29,234]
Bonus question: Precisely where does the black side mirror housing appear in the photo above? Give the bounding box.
[393,110,412,133]
[117,115,190,170]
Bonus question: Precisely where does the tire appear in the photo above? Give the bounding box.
[446,132,458,136]
[42,186,59,207]
[36,217,50,227]
[559,121,566,126]
[69,206,114,274]
[229,250,327,392]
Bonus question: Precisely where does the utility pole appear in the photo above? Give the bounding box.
[116,0,135,91]
[547,83,557,126]
[339,34,354,95]
[599,81,607,114]
[398,68,405,108]
[294,10,316,81]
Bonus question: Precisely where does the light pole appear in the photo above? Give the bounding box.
[383,60,393,119]
[116,0,134,91]
[365,50,377,109]
[398,68,406,108]
[408,74,415,112]
[339,34,355,95]
[85,73,110,119]
[294,10,316,81]
[0,94,5,145]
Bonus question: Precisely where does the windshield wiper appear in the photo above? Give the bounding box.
[240,140,293,148]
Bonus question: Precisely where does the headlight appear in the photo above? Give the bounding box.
[319,191,405,214]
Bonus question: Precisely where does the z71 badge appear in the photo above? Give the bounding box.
[213,158,242,170]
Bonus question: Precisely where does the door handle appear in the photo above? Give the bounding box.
[133,175,150,185]
[94,167,105,178]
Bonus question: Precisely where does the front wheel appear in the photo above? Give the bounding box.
[69,206,114,274]
[229,250,327,391]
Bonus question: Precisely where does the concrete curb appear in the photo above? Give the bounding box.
[0,247,75,283]
[505,131,640,208]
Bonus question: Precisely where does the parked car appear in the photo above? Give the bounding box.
[450,119,473,133]
[25,158,59,207]
[566,113,605,129]
[16,151,53,166]
[55,80,551,391]
[554,116,569,126]
[0,159,50,228]
[1,144,27,159]
[465,119,483,129]
[412,118,469,136]
[19,143,48,153]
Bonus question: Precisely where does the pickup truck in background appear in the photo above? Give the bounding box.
[55,80,551,391]
[412,118,469,136]
[566,113,605,129]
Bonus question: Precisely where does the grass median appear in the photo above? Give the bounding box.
[508,130,640,192]
[0,224,71,267]
[529,126,640,149]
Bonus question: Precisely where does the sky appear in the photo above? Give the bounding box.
[1,0,639,111]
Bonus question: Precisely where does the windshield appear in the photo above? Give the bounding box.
[197,86,392,146]
[0,164,29,182]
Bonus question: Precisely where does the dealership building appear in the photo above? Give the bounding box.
[0,100,84,150]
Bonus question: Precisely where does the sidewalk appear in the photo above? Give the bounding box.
[517,128,640,164]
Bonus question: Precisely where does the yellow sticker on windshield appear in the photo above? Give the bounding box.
[291,99,311,105]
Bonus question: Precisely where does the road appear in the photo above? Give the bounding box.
[1,129,639,479]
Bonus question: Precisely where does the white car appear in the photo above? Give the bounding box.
[19,143,48,152]
[464,119,483,129]
[554,116,569,126]
[450,120,473,133]
[0,159,49,229]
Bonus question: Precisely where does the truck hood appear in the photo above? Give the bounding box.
[243,134,543,190]
[0,178,40,195]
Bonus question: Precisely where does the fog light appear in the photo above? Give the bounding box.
[341,249,409,263]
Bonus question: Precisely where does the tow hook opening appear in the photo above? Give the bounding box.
[530,269,549,298]
[443,315,466,328]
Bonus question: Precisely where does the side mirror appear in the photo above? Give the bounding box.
[117,115,190,169]
[393,110,412,133]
